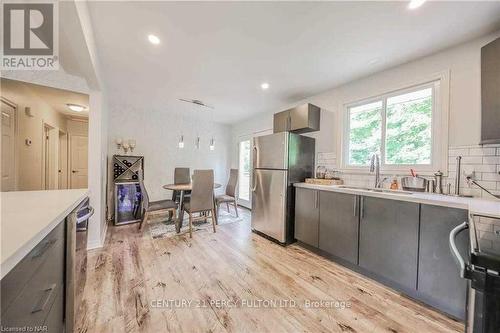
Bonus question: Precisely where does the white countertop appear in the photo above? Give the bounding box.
[295,183,500,219]
[1,189,89,279]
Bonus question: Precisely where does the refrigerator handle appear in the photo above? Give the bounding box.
[251,170,257,192]
[253,145,258,166]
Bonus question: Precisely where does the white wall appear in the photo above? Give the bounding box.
[1,0,110,250]
[67,119,89,136]
[1,79,69,191]
[107,103,232,203]
[230,31,500,177]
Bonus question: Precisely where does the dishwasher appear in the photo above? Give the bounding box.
[450,213,500,333]
[66,198,94,333]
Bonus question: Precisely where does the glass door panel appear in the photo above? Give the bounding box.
[238,139,251,208]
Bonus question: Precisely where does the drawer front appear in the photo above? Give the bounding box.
[1,228,65,329]
[1,221,65,313]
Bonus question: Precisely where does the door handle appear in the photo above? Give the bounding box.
[449,221,468,278]
[72,170,78,173]
[31,284,56,313]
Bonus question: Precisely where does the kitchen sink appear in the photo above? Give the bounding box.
[337,185,414,195]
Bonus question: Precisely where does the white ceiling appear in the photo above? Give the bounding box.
[87,1,500,124]
[9,80,90,118]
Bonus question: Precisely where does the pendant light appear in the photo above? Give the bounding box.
[209,137,215,151]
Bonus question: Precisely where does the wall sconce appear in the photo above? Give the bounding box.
[115,137,123,150]
[128,139,136,153]
[122,141,130,154]
[178,135,184,149]
[209,137,215,151]
[115,138,136,154]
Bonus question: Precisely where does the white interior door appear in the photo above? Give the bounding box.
[238,138,252,208]
[43,124,59,190]
[58,131,68,189]
[70,135,88,189]
[1,100,16,191]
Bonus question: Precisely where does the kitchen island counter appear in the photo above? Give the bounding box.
[1,189,89,278]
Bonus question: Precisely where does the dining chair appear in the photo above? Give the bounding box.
[172,167,191,200]
[215,169,239,217]
[183,169,216,237]
[137,170,177,231]
[169,167,190,219]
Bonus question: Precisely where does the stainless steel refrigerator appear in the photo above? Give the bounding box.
[251,132,315,244]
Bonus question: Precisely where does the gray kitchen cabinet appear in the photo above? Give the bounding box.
[480,37,500,144]
[418,205,468,319]
[1,221,65,331]
[359,196,420,290]
[319,191,359,264]
[295,187,319,247]
[273,110,290,133]
[289,104,321,133]
[273,103,320,134]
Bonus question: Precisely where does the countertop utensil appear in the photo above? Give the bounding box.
[401,176,428,192]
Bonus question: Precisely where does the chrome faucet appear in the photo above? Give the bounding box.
[370,154,381,188]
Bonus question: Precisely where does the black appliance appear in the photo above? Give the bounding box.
[450,214,500,332]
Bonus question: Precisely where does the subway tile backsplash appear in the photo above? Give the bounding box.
[316,144,500,199]
[447,144,500,198]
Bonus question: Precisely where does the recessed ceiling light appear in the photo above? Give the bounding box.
[66,104,86,112]
[261,82,270,90]
[408,0,426,10]
[148,34,160,45]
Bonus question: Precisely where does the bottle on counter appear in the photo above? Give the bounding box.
[390,177,399,190]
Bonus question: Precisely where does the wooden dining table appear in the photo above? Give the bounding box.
[163,182,222,233]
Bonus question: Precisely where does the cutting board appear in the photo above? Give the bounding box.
[305,178,344,186]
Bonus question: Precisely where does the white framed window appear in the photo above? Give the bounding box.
[342,81,443,173]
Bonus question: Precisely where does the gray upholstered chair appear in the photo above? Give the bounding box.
[171,167,191,201]
[215,169,239,217]
[137,170,177,231]
[183,169,216,237]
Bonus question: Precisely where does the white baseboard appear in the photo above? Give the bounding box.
[86,221,108,250]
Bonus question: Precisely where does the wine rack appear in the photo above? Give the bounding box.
[112,155,144,181]
[112,155,144,225]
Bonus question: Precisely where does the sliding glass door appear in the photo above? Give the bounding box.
[238,138,252,208]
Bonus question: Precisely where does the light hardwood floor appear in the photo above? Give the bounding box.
[76,208,463,333]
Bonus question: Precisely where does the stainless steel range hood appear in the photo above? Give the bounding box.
[480,37,500,144]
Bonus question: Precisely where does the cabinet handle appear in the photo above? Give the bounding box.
[31,283,56,313]
[287,116,291,131]
[314,191,318,209]
[360,197,364,219]
[353,196,358,217]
